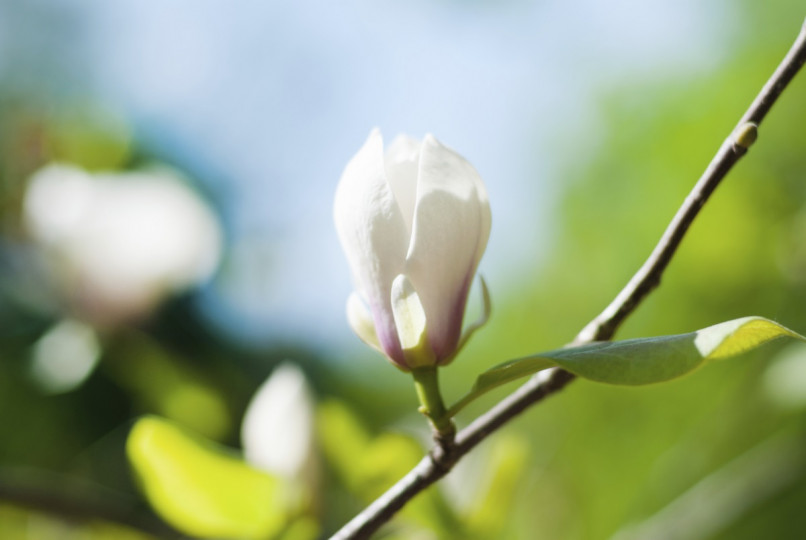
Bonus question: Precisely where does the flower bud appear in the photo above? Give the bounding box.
[334,130,491,370]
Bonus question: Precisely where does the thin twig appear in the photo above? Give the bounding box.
[575,17,806,345]
[330,17,806,540]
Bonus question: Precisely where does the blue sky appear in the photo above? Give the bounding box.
[0,0,733,349]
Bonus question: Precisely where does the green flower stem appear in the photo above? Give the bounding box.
[411,366,454,437]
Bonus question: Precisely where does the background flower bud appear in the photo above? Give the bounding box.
[241,363,316,485]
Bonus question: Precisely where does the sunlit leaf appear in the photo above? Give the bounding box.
[317,400,371,491]
[277,516,320,540]
[463,434,529,537]
[451,317,805,416]
[127,416,288,540]
[317,401,464,535]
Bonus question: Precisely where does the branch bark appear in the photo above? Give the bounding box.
[330,17,806,540]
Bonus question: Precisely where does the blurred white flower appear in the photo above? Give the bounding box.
[334,130,491,370]
[241,363,316,484]
[23,163,222,326]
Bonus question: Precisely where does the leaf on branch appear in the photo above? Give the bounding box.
[451,317,805,416]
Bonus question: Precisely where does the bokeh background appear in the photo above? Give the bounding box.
[1,0,806,538]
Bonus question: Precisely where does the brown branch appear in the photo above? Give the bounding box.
[330,17,806,540]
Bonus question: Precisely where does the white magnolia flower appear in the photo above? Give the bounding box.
[23,163,222,326]
[334,129,491,370]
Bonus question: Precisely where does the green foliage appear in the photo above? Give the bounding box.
[46,107,132,171]
[106,332,233,441]
[460,434,530,539]
[0,503,155,540]
[317,401,464,538]
[127,416,288,540]
[449,31,806,531]
[454,317,805,415]
[0,3,805,540]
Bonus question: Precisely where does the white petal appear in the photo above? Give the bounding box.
[405,135,491,361]
[384,135,421,236]
[334,129,408,363]
[241,363,315,481]
[470,164,492,271]
[23,164,95,245]
[346,292,382,352]
[391,274,435,368]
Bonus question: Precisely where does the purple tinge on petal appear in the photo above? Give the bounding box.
[370,300,407,368]
[335,130,411,369]
[404,136,489,364]
[429,206,488,364]
[431,270,474,364]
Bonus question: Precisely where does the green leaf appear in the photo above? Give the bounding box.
[127,416,287,540]
[450,317,806,417]
[317,400,464,536]
[316,401,371,489]
[464,434,529,538]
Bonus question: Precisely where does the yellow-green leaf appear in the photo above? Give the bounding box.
[127,416,287,540]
